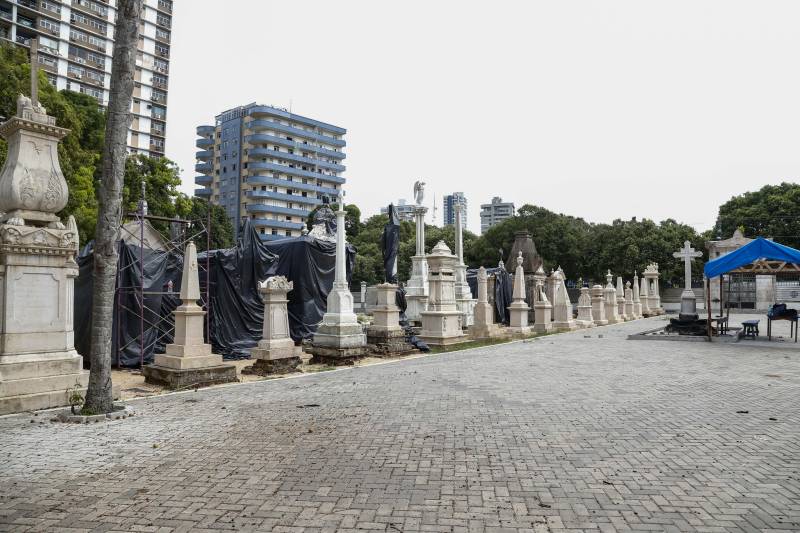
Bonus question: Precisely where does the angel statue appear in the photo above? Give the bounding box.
[413,180,426,206]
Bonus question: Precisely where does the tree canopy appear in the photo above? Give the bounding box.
[715,182,800,249]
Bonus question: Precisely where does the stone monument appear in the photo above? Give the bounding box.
[143,242,237,388]
[591,284,608,326]
[453,202,476,328]
[366,283,412,354]
[419,241,465,345]
[616,276,629,321]
[507,231,543,323]
[643,262,664,315]
[532,266,552,334]
[405,181,429,322]
[638,270,652,317]
[575,285,595,328]
[673,241,703,319]
[552,269,577,331]
[603,271,620,324]
[248,276,302,374]
[309,193,367,363]
[0,57,90,415]
[624,281,635,320]
[632,271,643,319]
[507,252,531,334]
[469,266,504,338]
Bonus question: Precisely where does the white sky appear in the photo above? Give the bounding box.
[167,0,800,235]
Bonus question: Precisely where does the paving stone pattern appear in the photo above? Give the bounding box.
[1,317,799,532]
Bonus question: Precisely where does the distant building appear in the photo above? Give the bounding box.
[380,199,416,222]
[195,103,346,240]
[480,197,515,234]
[443,192,467,227]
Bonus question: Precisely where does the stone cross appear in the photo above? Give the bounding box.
[30,38,39,107]
[673,241,702,291]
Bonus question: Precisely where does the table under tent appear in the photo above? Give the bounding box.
[703,237,800,341]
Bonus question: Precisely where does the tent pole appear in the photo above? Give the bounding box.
[706,277,712,340]
[719,275,724,316]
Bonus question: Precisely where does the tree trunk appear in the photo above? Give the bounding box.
[84,0,143,414]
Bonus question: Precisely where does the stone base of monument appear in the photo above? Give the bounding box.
[468,323,506,339]
[0,352,89,416]
[308,323,367,365]
[552,320,578,332]
[367,328,415,356]
[419,311,466,346]
[248,357,302,375]
[246,339,303,375]
[142,363,237,390]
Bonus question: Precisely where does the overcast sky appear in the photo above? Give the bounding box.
[167,0,800,235]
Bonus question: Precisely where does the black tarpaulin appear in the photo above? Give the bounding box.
[380,204,400,283]
[466,266,513,325]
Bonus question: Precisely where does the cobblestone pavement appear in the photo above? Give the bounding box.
[1,317,799,532]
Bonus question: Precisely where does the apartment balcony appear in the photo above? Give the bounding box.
[195,150,213,160]
[247,120,346,148]
[195,162,213,173]
[0,8,11,21]
[197,125,215,135]
[246,161,345,184]
[247,105,346,136]
[238,203,309,218]
[247,148,346,173]
[37,57,58,74]
[157,0,173,14]
[245,175,339,197]
[16,16,34,28]
[72,0,107,19]
[195,188,212,197]
[152,78,168,90]
[70,17,108,38]
[244,133,346,160]
[150,127,165,138]
[196,137,214,149]
[194,175,213,186]
[245,191,322,206]
[249,218,304,231]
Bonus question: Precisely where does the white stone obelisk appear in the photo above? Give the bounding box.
[405,182,429,322]
[453,203,476,328]
[673,241,703,319]
[469,266,503,338]
[144,242,236,388]
[616,276,629,321]
[552,270,577,331]
[310,192,367,362]
[632,271,643,319]
[507,253,531,334]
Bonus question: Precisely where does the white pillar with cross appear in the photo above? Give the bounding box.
[673,240,703,317]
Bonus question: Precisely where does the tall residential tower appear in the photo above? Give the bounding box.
[0,0,173,157]
[443,192,467,227]
[480,197,515,234]
[195,103,346,240]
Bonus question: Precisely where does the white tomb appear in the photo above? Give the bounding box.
[507,253,531,334]
[632,271,644,319]
[249,276,302,374]
[616,276,630,321]
[575,286,595,328]
[552,269,577,331]
[419,241,465,345]
[532,265,552,334]
[604,271,620,324]
[469,266,504,338]
[624,281,635,320]
[643,263,664,315]
[453,203,476,328]
[591,284,608,326]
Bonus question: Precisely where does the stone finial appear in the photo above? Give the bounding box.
[431,240,452,256]
[180,241,201,303]
[258,275,293,293]
[516,251,523,268]
[477,266,488,282]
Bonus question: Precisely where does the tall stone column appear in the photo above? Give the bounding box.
[470,266,503,338]
[419,241,464,346]
[453,203,476,328]
[616,276,629,321]
[405,205,429,323]
[0,89,90,415]
[604,271,620,324]
[310,196,367,363]
[632,271,643,318]
[143,242,236,388]
[507,253,531,334]
[249,276,301,375]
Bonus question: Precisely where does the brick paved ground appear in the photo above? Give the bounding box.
[1,316,799,532]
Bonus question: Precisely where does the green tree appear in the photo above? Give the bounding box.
[176,197,235,251]
[306,202,361,239]
[715,182,800,248]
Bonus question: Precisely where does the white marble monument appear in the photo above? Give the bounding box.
[419,241,465,345]
[405,181,429,322]
[453,203,476,328]
[507,253,531,334]
[532,266,553,334]
[249,276,302,374]
[310,193,367,363]
[604,271,620,324]
[632,271,644,319]
[143,242,236,388]
[591,284,608,326]
[624,281,635,320]
[0,60,89,415]
[552,269,577,331]
[469,266,504,338]
[673,241,703,319]
[643,262,664,315]
[366,283,411,354]
[575,286,595,328]
[638,270,652,316]
[616,276,629,321]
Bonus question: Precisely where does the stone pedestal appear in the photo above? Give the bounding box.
[624,281,635,320]
[0,93,90,415]
[469,267,504,338]
[591,284,608,326]
[575,286,595,328]
[453,203,476,328]
[615,276,630,321]
[419,241,465,346]
[367,283,412,355]
[248,276,301,375]
[531,266,552,334]
[143,242,236,388]
[604,271,620,324]
[507,253,531,334]
[309,201,367,364]
[643,263,664,315]
[638,271,652,317]
[632,272,643,319]
[405,205,429,323]
[552,269,577,331]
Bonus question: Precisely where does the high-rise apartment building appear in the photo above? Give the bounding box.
[480,197,515,234]
[0,0,173,157]
[443,192,467,227]
[380,199,415,222]
[195,103,346,240]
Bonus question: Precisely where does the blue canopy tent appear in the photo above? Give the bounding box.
[702,237,800,337]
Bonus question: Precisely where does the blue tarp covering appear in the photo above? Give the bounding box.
[704,237,800,278]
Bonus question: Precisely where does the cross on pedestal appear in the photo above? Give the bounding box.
[673,240,702,291]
